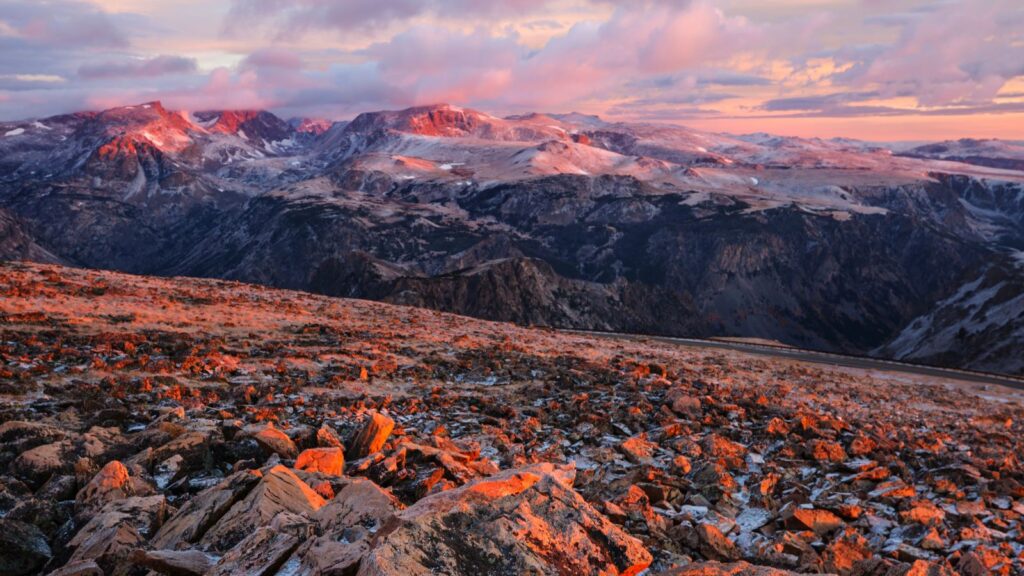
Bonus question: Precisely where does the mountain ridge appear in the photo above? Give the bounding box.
[2,101,1023,374]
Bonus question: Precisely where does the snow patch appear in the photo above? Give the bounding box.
[1012,251,1024,270]
[32,121,51,130]
[4,127,25,137]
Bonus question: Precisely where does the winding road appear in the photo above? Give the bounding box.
[568,330,1024,391]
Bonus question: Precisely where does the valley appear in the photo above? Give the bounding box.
[1,102,1023,375]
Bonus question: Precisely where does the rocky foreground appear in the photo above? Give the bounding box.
[1,262,1022,576]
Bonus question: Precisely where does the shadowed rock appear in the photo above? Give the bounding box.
[66,496,167,576]
[0,518,51,575]
[356,463,652,576]
[206,512,312,576]
[45,560,104,576]
[128,549,217,576]
[656,561,804,575]
[200,465,325,552]
[13,441,73,488]
[150,470,261,550]
[297,478,402,575]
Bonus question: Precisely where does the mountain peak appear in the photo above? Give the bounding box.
[344,103,485,137]
[91,101,194,152]
[289,117,334,136]
[193,109,293,141]
[344,104,571,142]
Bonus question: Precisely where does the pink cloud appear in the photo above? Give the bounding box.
[848,0,1024,105]
[363,27,519,103]
[345,1,762,110]
[9,0,127,48]
[2,0,1022,141]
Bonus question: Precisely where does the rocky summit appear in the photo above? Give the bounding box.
[1,261,1022,575]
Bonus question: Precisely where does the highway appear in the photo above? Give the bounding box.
[566,330,1024,391]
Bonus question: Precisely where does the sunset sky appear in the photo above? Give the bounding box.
[1,0,1022,140]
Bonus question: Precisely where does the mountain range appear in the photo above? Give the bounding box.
[1,101,1022,375]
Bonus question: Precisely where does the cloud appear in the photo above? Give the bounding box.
[749,98,1024,119]
[78,55,198,79]
[0,0,127,48]
[326,1,763,111]
[361,26,520,104]
[150,54,397,119]
[696,72,773,87]
[224,0,553,36]
[604,105,723,121]
[760,91,880,112]
[838,0,1024,106]
[1,0,1023,141]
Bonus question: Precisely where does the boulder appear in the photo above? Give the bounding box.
[207,512,312,576]
[294,447,345,476]
[958,548,1012,576]
[6,496,72,539]
[348,412,395,459]
[314,478,401,536]
[299,479,402,576]
[316,424,344,448]
[807,440,847,463]
[905,560,957,576]
[253,424,299,459]
[150,470,261,550]
[0,421,66,454]
[821,529,872,575]
[666,389,703,418]
[75,460,134,515]
[45,560,104,576]
[200,465,325,552]
[900,500,946,526]
[150,430,216,473]
[128,549,217,576]
[356,463,652,576]
[782,506,844,535]
[78,426,131,463]
[0,518,52,576]
[702,434,747,470]
[13,440,73,488]
[67,522,144,576]
[619,434,658,465]
[66,496,168,575]
[387,439,499,491]
[656,561,803,575]
[696,522,740,561]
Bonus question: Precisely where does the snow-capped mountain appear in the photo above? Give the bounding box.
[2,102,1024,373]
[899,138,1024,172]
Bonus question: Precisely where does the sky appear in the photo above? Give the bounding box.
[0,0,1022,140]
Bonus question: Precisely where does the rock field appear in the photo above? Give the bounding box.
[1,261,1022,575]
